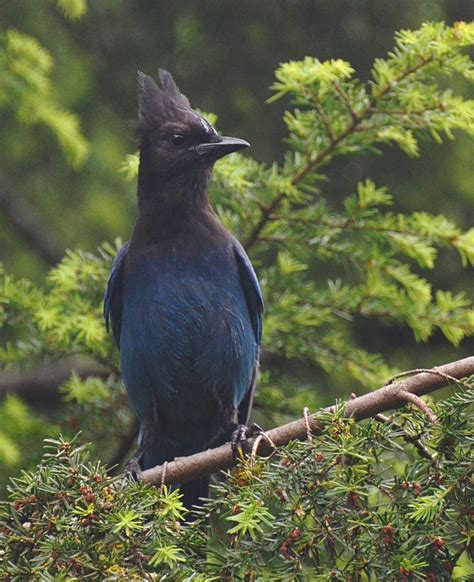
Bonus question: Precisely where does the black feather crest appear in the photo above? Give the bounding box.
[135,69,192,138]
[158,68,190,109]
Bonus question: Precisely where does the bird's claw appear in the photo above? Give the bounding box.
[231,422,264,461]
[123,443,150,482]
[123,457,143,482]
[123,441,151,482]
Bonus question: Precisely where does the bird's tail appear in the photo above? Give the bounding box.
[179,477,209,519]
[139,441,210,518]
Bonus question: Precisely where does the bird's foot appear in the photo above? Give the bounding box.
[231,423,264,462]
[123,457,143,482]
[123,444,149,482]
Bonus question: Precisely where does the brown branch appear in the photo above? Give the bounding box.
[0,358,110,403]
[375,413,435,461]
[0,178,65,266]
[141,356,473,487]
[0,351,301,403]
[397,390,438,423]
[243,192,286,250]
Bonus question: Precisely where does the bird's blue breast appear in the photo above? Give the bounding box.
[119,242,257,459]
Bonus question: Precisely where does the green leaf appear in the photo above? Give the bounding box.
[110,510,143,537]
[149,544,186,568]
[226,499,274,541]
[55,0,88,20]
[408,488,449,523]
[277,251,308,274]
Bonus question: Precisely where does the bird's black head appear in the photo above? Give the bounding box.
[136,69,249,183]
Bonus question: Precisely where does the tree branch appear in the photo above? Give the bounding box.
[374,413,435,461]
[0,178,65,266]
[0,358,109,403]
[141,356,474,487]
[243,56,433,251]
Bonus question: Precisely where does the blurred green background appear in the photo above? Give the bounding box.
[0,1,473,486]
[2,0,473,278]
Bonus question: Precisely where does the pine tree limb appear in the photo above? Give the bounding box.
[0,359,109,401]
[141,356,474,487]
[243,55,434,250]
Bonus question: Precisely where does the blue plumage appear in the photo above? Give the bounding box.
[104,70,262,510]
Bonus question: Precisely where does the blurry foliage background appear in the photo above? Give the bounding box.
[2,1,473,276]
[0,1,473,490]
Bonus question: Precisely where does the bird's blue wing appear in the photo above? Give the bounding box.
[233,239,263,345]
[233,239,264,425]
[104,242,130,348]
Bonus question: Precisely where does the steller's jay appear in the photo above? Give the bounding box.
[104,70,263,511]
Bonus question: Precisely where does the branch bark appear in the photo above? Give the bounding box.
[141,356,474,487]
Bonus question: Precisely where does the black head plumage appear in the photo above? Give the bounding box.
[134,69,250,186]
[157,69,190,109]
[136,69,194,138]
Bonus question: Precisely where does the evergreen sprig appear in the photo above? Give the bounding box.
[0,28,89,166]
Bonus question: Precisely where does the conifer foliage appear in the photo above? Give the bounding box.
[1,21,473,579]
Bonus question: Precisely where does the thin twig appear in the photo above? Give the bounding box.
[160,462,168,492]
[398,390,438,423]
[375,413,435,461]
[310,95,336,143]
[303,407,313,441]
[385,368,462,387]
[332,80,358,122]
[251,434,264,462]
[269,213,436,240]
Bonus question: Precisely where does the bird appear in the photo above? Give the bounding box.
[104,69,263,512]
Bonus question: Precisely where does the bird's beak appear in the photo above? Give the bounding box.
[192,136,250,159]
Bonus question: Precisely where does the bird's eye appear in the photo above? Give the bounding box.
[170,134,186,147]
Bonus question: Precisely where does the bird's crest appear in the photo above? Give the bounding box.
[136,69,192,137]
